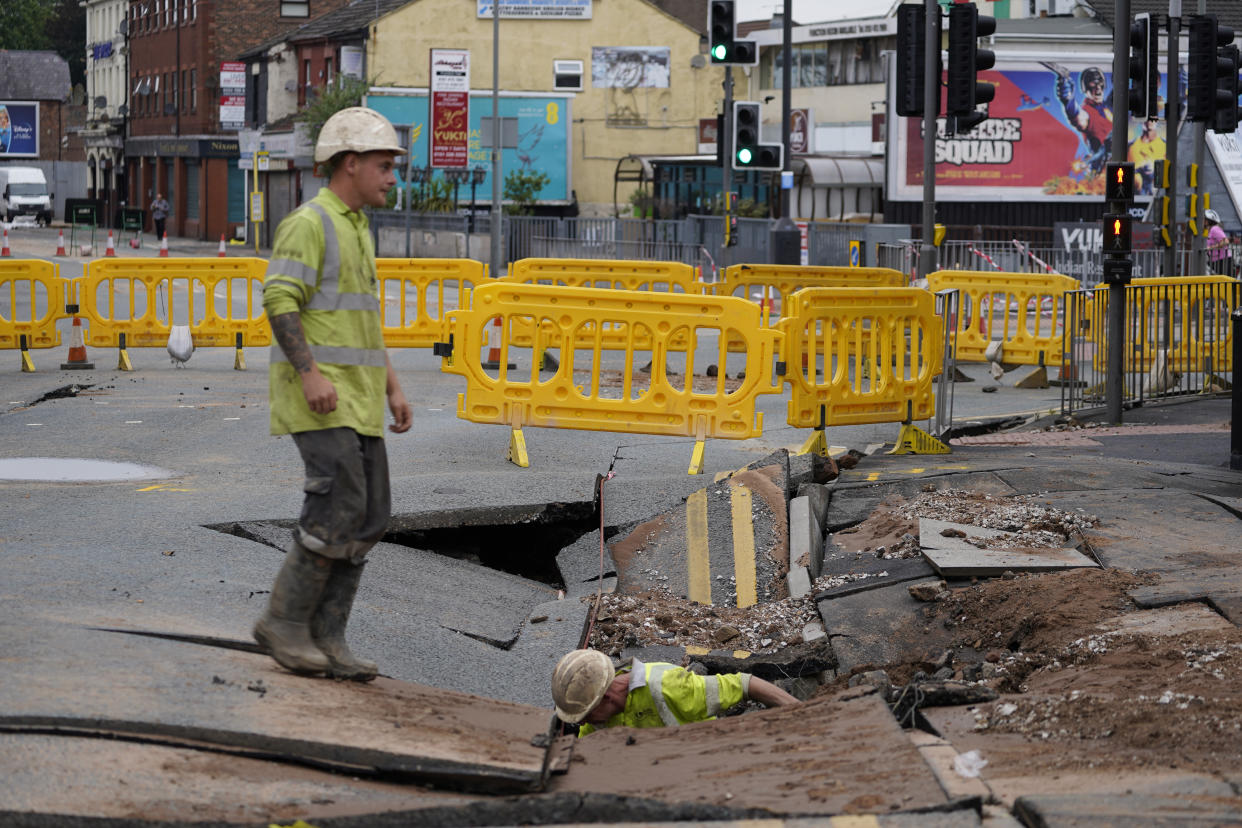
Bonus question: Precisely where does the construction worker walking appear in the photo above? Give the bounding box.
[551,649,799,736]
[253,106,412,681]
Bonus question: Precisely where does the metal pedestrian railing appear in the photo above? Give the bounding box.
[1060,277,1239,414]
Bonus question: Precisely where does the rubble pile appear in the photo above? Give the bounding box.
[587,588,818,657]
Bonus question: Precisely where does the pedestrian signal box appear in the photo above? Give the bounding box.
[1102,213,1132,253]
[1105,162,1135,202]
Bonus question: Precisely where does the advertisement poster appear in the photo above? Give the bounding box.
[887,58,1172,202]
[0,102,39,158]
[430,49,470,168]
[367,90,571,202]
[591,47,670,89]
[1206,131,1242,220]
[219,62,246,131]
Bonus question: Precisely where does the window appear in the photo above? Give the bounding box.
[191,0,197,22]
[281,0,309,17]
[190,68,196,112]
[325,56,333,87]
[181,70,187,112]
[760,37,893,88]
[553,59,583,91]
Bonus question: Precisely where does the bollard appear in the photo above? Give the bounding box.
[1232,309,1241,471]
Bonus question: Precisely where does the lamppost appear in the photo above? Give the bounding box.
[468,165,487,232]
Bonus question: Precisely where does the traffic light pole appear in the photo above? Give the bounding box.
[770,0,800,264]
[1191,0,1208,275]
[722,66,734,272]
[1106,0,1130,424]
[918,0,938,280]
[1163,10,1180,279]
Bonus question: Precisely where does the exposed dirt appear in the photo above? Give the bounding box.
[590,486,1242,781]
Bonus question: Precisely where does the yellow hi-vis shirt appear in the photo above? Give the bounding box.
[262,188,388,437]
[577,658,749,736]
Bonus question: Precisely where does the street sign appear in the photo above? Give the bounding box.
[249,192,264,223]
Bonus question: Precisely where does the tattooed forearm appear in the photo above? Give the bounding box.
[269,312,316,374]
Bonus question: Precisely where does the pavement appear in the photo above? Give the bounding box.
[1,223,1239,825]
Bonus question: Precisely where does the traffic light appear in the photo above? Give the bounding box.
[946,3,996,133]
[1187,14,1235,123]
[732,101,782,170]
[1105,162,1135,202]
[896,4,940,117]
[1213,45,1241,133]
[1102,213,1133,253]
[1156,196,1173,247]
[1128,13,1159,120]
[708,0,756,65]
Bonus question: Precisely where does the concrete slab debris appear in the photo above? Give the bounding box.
[2,622,553,794]
[918,518,1096,577]
[546,686,955,816]
[1013,793,1242,825]
[816,582,929,676]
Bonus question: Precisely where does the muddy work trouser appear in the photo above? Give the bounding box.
[291,427,390,563]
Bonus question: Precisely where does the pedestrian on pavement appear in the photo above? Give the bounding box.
[253,106,412,681]
[551,649,799,735]
[1204,209,1233,277]
[149,193,169,240]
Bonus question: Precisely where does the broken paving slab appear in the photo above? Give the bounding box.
[816,555,938,600]
[607,460,789,607]
[546,685,957,817]
[816,581,933,677]
[1013,793,1242,826]
[0,621,552,794]
[918,518,1096,577]
[825,469,1020,531]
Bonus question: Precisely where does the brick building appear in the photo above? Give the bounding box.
[123,0,350,240]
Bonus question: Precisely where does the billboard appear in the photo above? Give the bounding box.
[367,91,571,202]
[0,102,39,158]
[430,49,470,168]
[887,57,1173,202]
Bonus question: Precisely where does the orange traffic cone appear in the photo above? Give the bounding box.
[1,228,10,257]
[481,316,508,370]
[60,316,95,370]
[159,232,169,257]
[56,229,67,256]
[105,231,116,257]
[217,234,226,257]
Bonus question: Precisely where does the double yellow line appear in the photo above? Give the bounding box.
[685,484,758,608]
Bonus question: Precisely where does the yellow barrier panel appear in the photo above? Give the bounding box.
[79,258,270,349]
[440,282,783,473]
[717,264,907,352]
[377,258,486,348]
[1089,276,1237,374]
[779,287,943,430]
[926,270,1079,365]
[503,258,706,353]
[0,259,65,371]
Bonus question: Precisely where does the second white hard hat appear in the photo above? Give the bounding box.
[314,106,405,163]
[551,649,615,723]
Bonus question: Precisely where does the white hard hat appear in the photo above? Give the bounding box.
[314,106,405,163]
[1204,209,1221,224]
[551,649,615,723]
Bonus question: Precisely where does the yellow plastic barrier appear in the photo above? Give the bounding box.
[0,259,65,371]
[440,281,784,473]
[503,258,706,353]
[927,270,1079,365]
[377,258,485,348]
[79,257,270,350]
[779,287,943,431]
[1090,276,1237,374]
[717,264,907,352]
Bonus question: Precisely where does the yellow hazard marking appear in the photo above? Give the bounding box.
[685,644,710,656]
[908,468,925,473]
[730,485,757,608]
[687,490,711,605]
[829,817,882,827]
[713,469,732,483]
[136,483,191,492]
[866,472,881,481]
[732,649,751,658]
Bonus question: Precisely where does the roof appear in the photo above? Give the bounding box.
[0,51,72,101]
[1085,0,1242,30]
[288,0,414,42]
[641,0,706,33]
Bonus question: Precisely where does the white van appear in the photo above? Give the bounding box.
[0,166,53,225]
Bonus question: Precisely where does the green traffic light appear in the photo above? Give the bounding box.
[711,43,727,60]
[736,147,753,164]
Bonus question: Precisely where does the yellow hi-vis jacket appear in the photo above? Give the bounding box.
[262,188,388,437]
[577,658,749,736]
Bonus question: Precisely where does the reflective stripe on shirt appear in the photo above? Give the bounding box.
[645,663,681,727]
[302,202,379,312]
[270,343,388,368]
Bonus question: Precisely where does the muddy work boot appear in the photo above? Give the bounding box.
[312,559,378,681]
[253,543,333,675]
